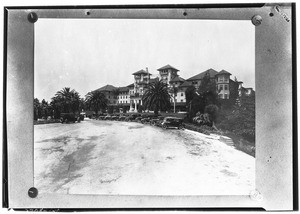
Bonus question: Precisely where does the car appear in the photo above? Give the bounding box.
[60,113,78,123]
[104,115,112,120]
[79,114,84,121]
[111,115,119,120]
[124,113,141,122]
[141,116,156,124]
[150,116,165,126]
[160,117,184,129]
[134,116,143,122]
[98,115,105,120]
[118,115,126,121]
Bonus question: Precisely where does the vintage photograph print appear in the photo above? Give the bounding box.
[33,18,255,195]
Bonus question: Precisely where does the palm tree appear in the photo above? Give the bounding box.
[142,79,171,115]
[40,99,49,118]
[85,90,108,115]
[55,87,80,113]
[50,96,63,119]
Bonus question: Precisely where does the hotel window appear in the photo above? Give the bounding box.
[219,94,223,99]
[219,85,223,91]
[224,85,228,90]
[219,77,223,82]
[224,94,228,99]
[181,93,183,96]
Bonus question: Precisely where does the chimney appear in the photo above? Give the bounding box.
[146,67,148,73]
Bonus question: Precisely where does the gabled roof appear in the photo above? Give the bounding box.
[186,68,218,81]
[132,69,152,75]
[127,83,134,88]
[157,64,179,71]
[215,69,232,76]
[179,81,192,88]
[118,86,129,92]
[169,76,185,83]
[95,84,117,92]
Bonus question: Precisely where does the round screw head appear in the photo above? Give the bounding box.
[27,12,38,23]
[250,190,263,201]
[251,15,262,26]
[28,187,38,198]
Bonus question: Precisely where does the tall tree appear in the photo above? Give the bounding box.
[197,72,219,108]
[185,85,196,105]
[85,90,108,115]
[40,99,50,118]
[55,87,81,113]
[185,85,202,119]
[142,79,171,115]
[169,86,178,113]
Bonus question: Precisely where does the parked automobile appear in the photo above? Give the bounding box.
[118,115,126,121]
[150,116,165,126]
[141,115,157,124]
[124,113,141,122]
[111,115,119,120]
[60,113,78,123]
[104,115,112,120]
[134,116,143,122]
[160,117,184,129]
[98,115,105,120]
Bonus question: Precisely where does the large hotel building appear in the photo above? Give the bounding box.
[94,64,254,113]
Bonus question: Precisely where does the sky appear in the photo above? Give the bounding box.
[34,19,255,102]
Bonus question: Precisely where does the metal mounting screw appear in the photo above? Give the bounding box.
[250,190,263,201]
[251,15,262,26]
[28,12,38,23]
[28,187,38,198]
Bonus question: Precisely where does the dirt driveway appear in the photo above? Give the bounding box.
[34,119,255,195]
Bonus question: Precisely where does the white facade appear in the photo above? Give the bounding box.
[216,73,231,99]
[117,91,130,104]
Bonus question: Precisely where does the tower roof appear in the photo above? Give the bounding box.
[132,69,152,75]
[157,64,179,72]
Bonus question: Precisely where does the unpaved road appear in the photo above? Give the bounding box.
[34,119,255,195]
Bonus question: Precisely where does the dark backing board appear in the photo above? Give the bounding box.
[4,4,295,210]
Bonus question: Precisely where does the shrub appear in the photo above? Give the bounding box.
[204,104,219,124]
[192,112,212,126]
[217,94,255,144]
